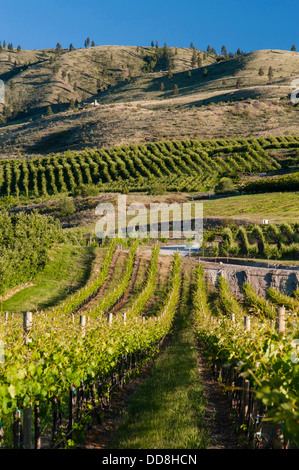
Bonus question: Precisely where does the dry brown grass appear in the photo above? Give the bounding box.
[1,48,299,157]
[1,96,298,158]
[0,45,215,113]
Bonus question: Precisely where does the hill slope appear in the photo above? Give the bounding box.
[1,48,299,157]
[99,49,299,105]
[0,45,215,115]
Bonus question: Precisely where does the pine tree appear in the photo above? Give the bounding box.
[221,45,227,57]
[291,45,296,51]
[91,40,95,47]
[17,45,21,53]
[69,43,74,51]
[172,83,179,95]
[191,49,197,67]
[151,40,154,47]
[258,67,264,76]
[69,98,75,110]
[55,42,62,54]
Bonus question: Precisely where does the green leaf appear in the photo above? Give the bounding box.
[8,384,16,399]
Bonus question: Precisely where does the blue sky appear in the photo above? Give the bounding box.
[1,0,298,53]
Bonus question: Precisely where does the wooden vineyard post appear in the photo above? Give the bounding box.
[79,314,86,337]
[23,406,33,449]
[76,382,85,420]
[231,313,235,322]
[51,398,62,444]
[22,312,33,449]
[23,311,33,345]
[107,312,113,326]
[68,385,76,432]
[13,409,22,448]
[275,306,286,334]
[34,405,41,449]
[0,419,3,448]
[243,379,250,425]
[244,315,251,332]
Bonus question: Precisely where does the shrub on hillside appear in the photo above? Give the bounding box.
[58,198,76,218]
[148,181,166,195]
[72,184,99,197]
[214,177,235,194]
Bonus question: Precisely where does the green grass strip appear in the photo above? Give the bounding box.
[113,269,210,449]
[2,245,96,313]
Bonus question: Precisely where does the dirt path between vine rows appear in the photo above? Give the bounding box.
[196,348,243,449]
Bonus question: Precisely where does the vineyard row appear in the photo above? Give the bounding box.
[1,135,298,198]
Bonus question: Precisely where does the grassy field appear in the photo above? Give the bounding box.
[2,244,97,313]
[202,192,299,223]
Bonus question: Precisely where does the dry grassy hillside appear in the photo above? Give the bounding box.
[0,45,215,114]
[1,47,299,157]
[99,49,299,105]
